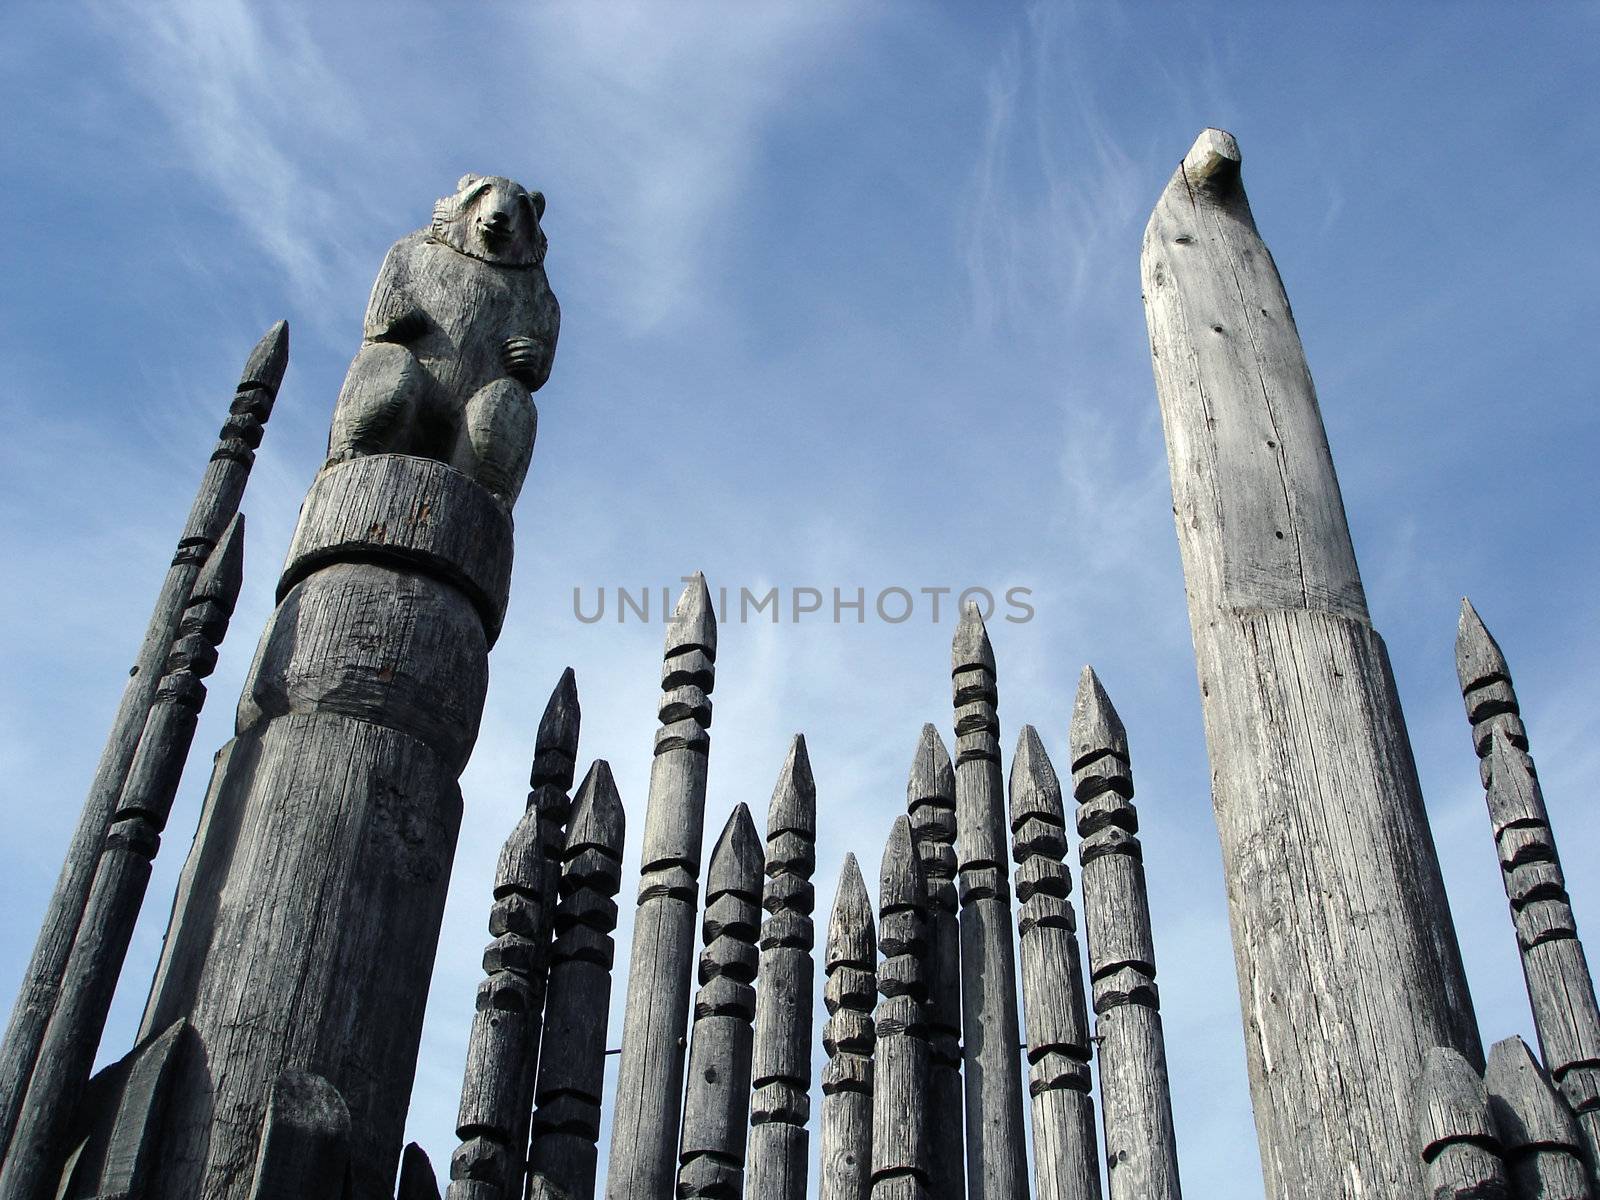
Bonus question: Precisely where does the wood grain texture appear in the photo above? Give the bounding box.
[607,576,717,1200]
[530,761,624,1200]
[1458,602,1600,1187]
[820,856,875,1200]
[126,451,511,1200]
[872,818,930,1200]
[244,1070,351,1200]
[1142,127,1479,1199]
[1485,1036,1592,1200]
[747,737,817,1200]
[1417,1047,1509,1200]
[1069,673,1179,1200]
[0,324,285,1164]
[677,804,762,1199]
[1,521,243,1200]
[280,453,514,644]
[905,725,965,1200]
[950,606,1027,1200]
[1009,726,1099,1200]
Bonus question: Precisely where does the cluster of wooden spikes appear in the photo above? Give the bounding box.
[412,580,1184,1200]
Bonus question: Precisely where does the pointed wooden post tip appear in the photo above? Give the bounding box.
[878,816,923,910]
[192,512,246,613]
[240,319,290,396]
[1418,1046,1498,1153]
[534,666,581,754]
[1182,128,1241,187]
[1070,664,1128,764]
[951,601,996,673]
[768,734,817,835]
[708,803,763,897]
[564,760,624,858]
[1008,725,1061,821]
[828,853,876,961]
[1485,1036,1583,1152]
[1456,597,1511,691]
[906,722,955,802]
[667,572,718,660]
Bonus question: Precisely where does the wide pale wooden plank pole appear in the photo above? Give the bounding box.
[1417,1047,1510,1200]
[0,323,287,1162]
[606,574,717,1200]
[1069,672,1179,1200]
[1009,726,1099,1200]
[950,605,1027,1200]
[1141,127,1479,1198]
[1485,1036,1593,1200]
[677,804,763,1198]
[905,725,965,1200]
[529,761,624,1200]
[872,817,930,1200]
[1458,601,1600,1185]
[0,519,244,1200]
[820,856,875,1200]
[747,736,818,1200]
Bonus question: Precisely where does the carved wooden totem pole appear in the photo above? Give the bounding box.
[7,173,560,1200]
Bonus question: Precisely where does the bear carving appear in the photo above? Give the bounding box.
[327,173,560,506]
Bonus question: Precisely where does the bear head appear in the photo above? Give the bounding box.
[432,173,548,268]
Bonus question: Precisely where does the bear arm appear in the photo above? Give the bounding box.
[363,241,428,344]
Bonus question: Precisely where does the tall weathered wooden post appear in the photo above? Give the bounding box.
[676,804,763,1198]
[606,573,717,1200]
[0,324,286,1165]
[873,817,931,1200]
[1457,600,1600,1181]
[0,518,246,1200]
[1141,127,1480,1197]
[747,736,819,1200]
[906,725,965,1200]
[951,605,1028,1200]
[820,855,876,1200]
[1009,725,1100,1200]
[528,759,625,1200]
[17,173,564,1200]
[1068,672,1179,1200]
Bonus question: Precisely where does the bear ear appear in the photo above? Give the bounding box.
[527,190,546,222]
[456,173,480,194]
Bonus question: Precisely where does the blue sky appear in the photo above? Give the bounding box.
[2,3,1597,1195]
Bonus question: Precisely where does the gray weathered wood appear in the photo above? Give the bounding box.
[133,454,510,1199]
[677,804,763,1198]
[530,760,625,1200]
[0,518,243,1200]
[949,605,1027,1200]
[0,323,285,1164]
[1458,601,1600,1186]
[327,175,558,506]
[1141,126,1480,1199]
[821,856,875,1200]
[1009,726,1100,1200]
[65,1018,188,1200]
[446,763,582,1200]
[398,1143,443,1200]
[1418,1046,1510,1200]
[246,1070,352,1200]
[872,817,930,1200]
[747,736,818,1200]
[606,574,717,1200]
[1486,1036,1592,1200]
[905,724,965,1200]
[1069,671,1179,1200]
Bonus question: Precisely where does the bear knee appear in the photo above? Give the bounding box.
[328,342,425,459]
